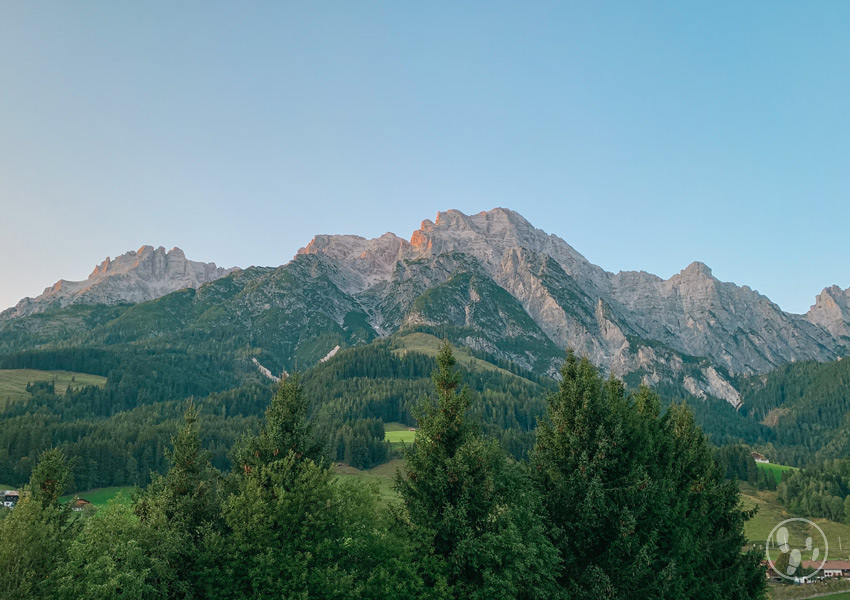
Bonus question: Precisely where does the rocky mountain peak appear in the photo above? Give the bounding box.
[299,232,409,292]
[417,208,541,254]
[6,208,850,410]
[807,285,850,339]
[89,245,166,279]
[680,261,714,278]
[300,232,406,260]
[1,246,237,320]
[289,209,847,397]
[408,208,602,285]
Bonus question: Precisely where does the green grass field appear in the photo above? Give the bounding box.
[740,483,850,562]
[758,462,798,485]
[384,422,411,432]
[60,486,135,508]
[0,369,106,403]
[385,422,417,445]
[769,583,850,600]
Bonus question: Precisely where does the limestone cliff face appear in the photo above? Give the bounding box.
[291,208,849,401]
[606,262,836,374]
[807,285,850,340]
[5,209,848,408]
[1,246,237,319]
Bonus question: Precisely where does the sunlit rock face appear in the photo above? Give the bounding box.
[291,208,848,402]
[298,232,409,293]
[5,208,848,407]
[807,285,850,341]
[1,246,237,319]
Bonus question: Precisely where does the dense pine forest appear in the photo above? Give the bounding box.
[0,343,766,599]
[0,335,556,491]
[5,326,850,598]
[5,328,850,495]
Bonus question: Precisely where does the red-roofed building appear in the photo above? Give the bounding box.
[802,560,850,578]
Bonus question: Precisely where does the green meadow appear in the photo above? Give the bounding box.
[384,422,417,445]
[740,483,850,561]
[769,583,850,600]
[758,462,797,485]
[0,369,106,403]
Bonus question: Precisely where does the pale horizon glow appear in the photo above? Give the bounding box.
[2,2,850,315]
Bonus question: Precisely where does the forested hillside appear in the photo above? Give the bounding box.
[5,287,850,499]
[0,343,766,599]
[0,333,556,491]
[737,358,850,466]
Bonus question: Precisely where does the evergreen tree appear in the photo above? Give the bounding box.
[232,373,323,476]
[30,447,73,509]
[136,401,220,528]
[395,340,560,600]
[532,350,766,599]
[56,500,166,600]
[773,551,794,579]
[0,449,77,598]
[747,454,760,485]
[205,374,411,599]
[134,401,222,598]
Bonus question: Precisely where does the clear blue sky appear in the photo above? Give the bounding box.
[2,2,849,314]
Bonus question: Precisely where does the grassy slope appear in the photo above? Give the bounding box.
[384,422,412,432]
[385,422,417,445]
[385,430,416,443]
[742,482,850,600]
[0,368,106,402]
[769,583,850,600]
[758,462,798,485]
[740,483,850,561]
[392,332,520,378]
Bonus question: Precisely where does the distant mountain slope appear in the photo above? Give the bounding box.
[737,356,850,465]
[2,208,848,406]
[1,245,237,319]
[0,334,556,490]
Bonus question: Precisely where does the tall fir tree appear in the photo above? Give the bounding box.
[204,373,413,599]
[30,447,73,509]
[532,350,766,599]
[133,400,222,598]
[232,372,323,477]
[395,340,561,600]
[0,449,78,599]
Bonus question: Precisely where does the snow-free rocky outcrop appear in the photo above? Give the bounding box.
[807,285,850,341]
[299,208,849,404]
[5,209,849,407]
[1,246,237,319]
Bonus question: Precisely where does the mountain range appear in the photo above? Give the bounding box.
[1,245,235,319]
[2,208,848,407]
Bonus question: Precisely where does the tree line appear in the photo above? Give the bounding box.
[0,341,555,488]
[0,343,765,599]
[776,459,850,523]
[714,445,777,491]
